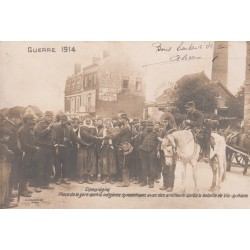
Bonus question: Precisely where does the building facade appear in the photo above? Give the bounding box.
[64,53,145,118]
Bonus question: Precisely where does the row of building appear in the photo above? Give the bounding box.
[64,48,236,121]
[64,52,145,119]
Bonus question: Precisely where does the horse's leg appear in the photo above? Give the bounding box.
[209,157,217,192]
[243,157,248,175]
[179,161,187,193]
[226,148,232,172]
[190,159,199,193]
[215,155,224,192]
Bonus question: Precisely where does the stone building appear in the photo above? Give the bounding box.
[64,52,145,118]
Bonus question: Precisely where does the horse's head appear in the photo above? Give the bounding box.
[158,135,176,166]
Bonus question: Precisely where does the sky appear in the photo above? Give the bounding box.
[0,41,246,112]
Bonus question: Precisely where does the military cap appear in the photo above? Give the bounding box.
[23,114,35,123]
[72,116,80,121]
[140,120,146,125]
[118,113,128,119]
[96,116,104,121]
[153,121,160,125]
[146,120,154,126]
[8,108,21,118]
[61,114,68,121]
[184,101,195,108]
[113,121,120,127]
[161,112,173,121]
[44,111,54,117]
[131,118,139,124]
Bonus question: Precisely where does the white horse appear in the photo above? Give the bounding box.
[158,130,227,193]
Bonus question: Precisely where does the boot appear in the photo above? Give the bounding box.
[117,182,129,187]
[159,186,167,190]
[87,177,93,184]
[20,190,32,197]
[62,178,71,185]
[134,178,141,184]
[139,182,147,187]
[102,177,107,184]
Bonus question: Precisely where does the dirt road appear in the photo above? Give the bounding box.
[17,162,250,209]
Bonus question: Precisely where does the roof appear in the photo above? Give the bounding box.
[176,71,211,85]
[25,105,43,115]
[212,81,235,98]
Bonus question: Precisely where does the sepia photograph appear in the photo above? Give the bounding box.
[0,41,250,209]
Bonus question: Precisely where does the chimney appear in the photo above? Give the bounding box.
[103,50,110,59]
[74,63,81,74]
[92,57,101,64]
[211,41,228,86]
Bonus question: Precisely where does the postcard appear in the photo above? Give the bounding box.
[0,41,249,208]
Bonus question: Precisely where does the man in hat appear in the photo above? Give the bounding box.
[18,114,39,196]
[158,113,177,192]
[0,108,22,202]
[139,120,160,188]
[129,119,145,184]
[34,111,56,190]
[105,113,137,187]
[54,114,90,185]
[69,117,80,181]
[0,127,18,208]
[183,101,209,161]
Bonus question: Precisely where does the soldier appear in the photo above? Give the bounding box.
[158,113,177,192]
[0,108,22,202]
[18,114,39,196]
[183,101,209,161]
[0,128,17,208]
[54,114,89,185]
[69,117,80,181]
[96,117,104,181]
[131,120,146,184]
[105,113,136,187]
[139,121,160,188]
[34,111,56,191]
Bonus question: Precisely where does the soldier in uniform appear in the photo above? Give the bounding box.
[69,117,80,181]
[34,111,56,191]
[0,108,22,203]
[0,128,17,208]
[105,113,136,187]
[54,114,90,185]
[18,114,39,196]
[183,101,209,161]
[139,121,160,188]
[158,112,177,192]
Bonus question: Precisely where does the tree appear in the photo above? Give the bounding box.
[226,85,244,119]
[173,78,218,113]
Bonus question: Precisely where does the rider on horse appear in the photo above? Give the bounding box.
[183,101,210,162]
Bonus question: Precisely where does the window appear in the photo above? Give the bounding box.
[87,94,91,106]
[76,96,80,112]
[81,94,85,106]
[136,81,141,90]
[71,98,75,113]
[123,80,129,89]
[88,75,92,86]
[84,76,88,87]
